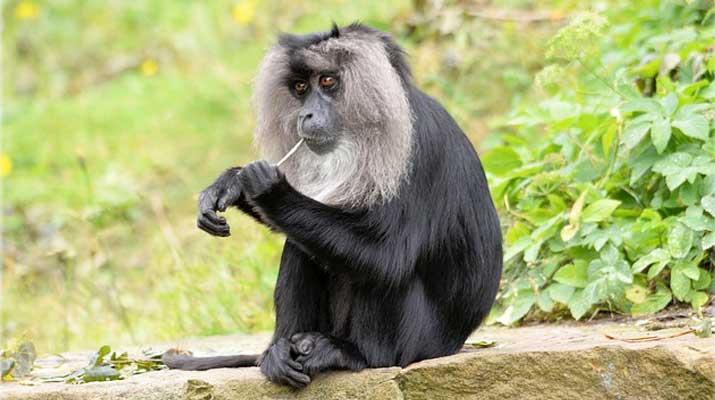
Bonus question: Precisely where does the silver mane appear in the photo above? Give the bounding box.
[252,29,413,208]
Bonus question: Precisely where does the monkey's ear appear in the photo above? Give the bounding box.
[330,22,340,39]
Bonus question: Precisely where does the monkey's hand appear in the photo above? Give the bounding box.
[197,167,242,237]
[239,160,285,201]
[258,338,310,388]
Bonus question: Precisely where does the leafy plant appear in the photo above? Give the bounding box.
[0,341,37,381]
[485,1,715,324]
[43,345,165,384]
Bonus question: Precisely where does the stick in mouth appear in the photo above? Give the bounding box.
[276,138,305,167]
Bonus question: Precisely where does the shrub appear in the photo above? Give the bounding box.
[484,1,715,324]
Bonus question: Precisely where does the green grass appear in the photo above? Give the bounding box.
[2,0,419,352]
[2,0,584,352]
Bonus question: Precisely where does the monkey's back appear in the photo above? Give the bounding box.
[321,87,502,368]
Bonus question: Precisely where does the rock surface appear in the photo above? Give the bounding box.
[2,323,713,400]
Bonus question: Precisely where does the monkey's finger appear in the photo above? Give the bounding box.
[197,220,229,237]
[197,218,231,237]
[286,358,303,371]
[200,204,226,224]
[201,208,226,225]
[282,367,310,388]
[198,191,226,222]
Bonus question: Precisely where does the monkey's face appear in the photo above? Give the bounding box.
[253,24,414,207]
[291,73,342,154]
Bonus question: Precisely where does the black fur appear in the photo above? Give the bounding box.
[186,24,502,389]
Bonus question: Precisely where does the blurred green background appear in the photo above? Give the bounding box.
[0,0,646,352]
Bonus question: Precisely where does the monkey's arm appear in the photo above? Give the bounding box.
[197,167,268,236]
[239,161,414,286]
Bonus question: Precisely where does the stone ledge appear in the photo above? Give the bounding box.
[2,324,713,400]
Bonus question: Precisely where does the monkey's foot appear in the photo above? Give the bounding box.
[259,338,310,388]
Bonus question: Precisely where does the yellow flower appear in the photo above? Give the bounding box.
[140,59,158,76]
[14,1,40,20]
[233,1,256,25]
[0,154,12,177]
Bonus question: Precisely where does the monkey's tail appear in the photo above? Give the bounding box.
[162,349,259,370]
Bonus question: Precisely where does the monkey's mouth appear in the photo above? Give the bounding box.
[299,133,337,154]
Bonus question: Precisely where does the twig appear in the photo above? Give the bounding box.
[604,329,695,342]
[276,138,305,167]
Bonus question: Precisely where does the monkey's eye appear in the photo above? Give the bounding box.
[294,81,308,95]
[319,75,336,89]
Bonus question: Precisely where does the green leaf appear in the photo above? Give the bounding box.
[701,82,715,99]
[650,116,671,153]
[625,285,648,303]
[667,223,694,259]
[583,278,607,305]
[660,93,679,116]
[632,248,670,273]
[630,146,660,184]
[504,236,531,263]
[581,199,621,223]
[554,262,589,288]
[620,98,663,115]
[680,261,700,280]
[548,283,575,304]
[687,291,709,309]
[693,269,712,291]
[82,366,121,382]
[481,147,523,177]
[561,224,579,241]
[672,115,710,140]
[602,123,617,159]
[536,290,555,312]
[568,290,592,320]
[523,241,543,263]
[622,120,652,149]
[465,340,497,348]
[702,195,715,217]
[703,232,715,250]
[90,345,112,367]
[0,359,15,381]
[631,289,672,316]
[670,267,691,301]
[652,152,699,190]
[497,290,536,325]
[679,215,715,231]
[647,260,669,280]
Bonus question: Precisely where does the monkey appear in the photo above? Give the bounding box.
[164,23,503,389]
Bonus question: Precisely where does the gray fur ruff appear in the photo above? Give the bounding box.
[252,28,413,208]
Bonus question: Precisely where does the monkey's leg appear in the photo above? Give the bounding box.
[259,241,328,388]
[289,332,367,377]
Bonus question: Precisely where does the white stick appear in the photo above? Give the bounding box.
[276,138,305,167]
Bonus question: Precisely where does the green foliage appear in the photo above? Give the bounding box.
[42,345,165,384]
[0,341,36,381]
[1,0,411,352]
[485,0,715,324]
